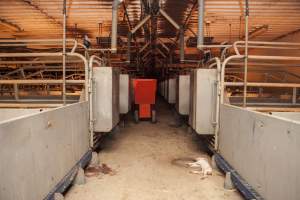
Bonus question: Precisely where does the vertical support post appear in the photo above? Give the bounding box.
[14,83,19,100]
[62,0,67,105]
[197,0,204,50]
[243,0,249,108]
[111,0,121,53]
[127,32,131,63]
[180,28,185,62]
[292,87,297,105]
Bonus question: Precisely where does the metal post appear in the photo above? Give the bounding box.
[127,32,131,63]
[293,87,297,105]
[14,84,19,101]
[197,0,204,49]
[180,28,185,62]
[111,0,122,53]
[62,0,67,105]
[243,0,249,107]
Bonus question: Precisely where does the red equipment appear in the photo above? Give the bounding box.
[132,79,157,123]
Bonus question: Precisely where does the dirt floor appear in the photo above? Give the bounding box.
[65,99,243,200]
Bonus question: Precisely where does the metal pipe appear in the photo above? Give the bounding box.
[207,57,221,150]
[63,0,67,105]
[159,9,180,30]
[243,0,249,107]
[139,42,150,53]
[0,52,89,101]
[224,82,300,88]
[220,54,300,104]
[179,28,185,62]
[111,0,122,53]
[127,32,131,63]
[130,15,151,34]
[197,0,204,50]
[233,41,300,56]
[0,80,85,84]
[293,88,297,105]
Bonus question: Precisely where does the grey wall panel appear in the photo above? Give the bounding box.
[271,112,300,122]
[219,104,300,200]
[0,102,90,200]
[0,109,46,122]
[93,67,120,132]
[189,69,217,134]
[176,75,190,115]
[119,74,130,114]
[167,78,176,104]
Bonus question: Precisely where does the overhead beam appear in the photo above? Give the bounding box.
[273,28,300,41]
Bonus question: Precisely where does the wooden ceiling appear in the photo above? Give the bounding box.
[0,0,300,43]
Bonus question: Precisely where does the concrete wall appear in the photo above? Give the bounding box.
[219,104,300,200]
[0,109,45,122]
[0,102,90,200]
[271,112,300,122]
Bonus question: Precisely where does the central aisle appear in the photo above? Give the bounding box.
[66,99,242,200]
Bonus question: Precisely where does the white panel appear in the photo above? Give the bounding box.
[0,109,46,122]
[189,69,217,135]
[219,104,300,200]
[271,112,300,122]
[0,102,89,200]
[119,74,130,114]
[93,67,120,132]
[167,78,176,104]
[176,75,190,115]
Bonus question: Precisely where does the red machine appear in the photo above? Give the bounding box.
[132,79,157,123]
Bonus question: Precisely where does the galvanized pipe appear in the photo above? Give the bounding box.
[0,52,89,101]
[179,28,185,62]
[159,9,180,30]
[220,54,300,104]
[130,15,151,34]
[197,0,204,49]
[243,0,249,107]
[63,0,67,105]
[207,57,221,150]
[111,0,122,53]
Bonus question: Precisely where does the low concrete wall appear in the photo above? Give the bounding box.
[219,104,300,200]
[0,102,90,200]
[0,108,51,122]
[271,112,300,122]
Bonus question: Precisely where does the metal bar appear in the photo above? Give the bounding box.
[197,0,204,49]
[220,54,300,104]
[0,52,89,101]
[0,80,85,84]
[243,0,249,107]
[130,15,151,34]
[111,0,122,53]
[13,84,19,100]
[159,9,180,30]
[179,28,185,62]
[139,42,150,53]
[293,88,297,105]
[224,82,300,88]
[62,0,67,105]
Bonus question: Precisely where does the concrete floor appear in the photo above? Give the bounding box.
[65,99,243,200]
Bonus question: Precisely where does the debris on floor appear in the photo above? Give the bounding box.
[188,157,213,178]
[172,157,213,179]
[85,163,116,178]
